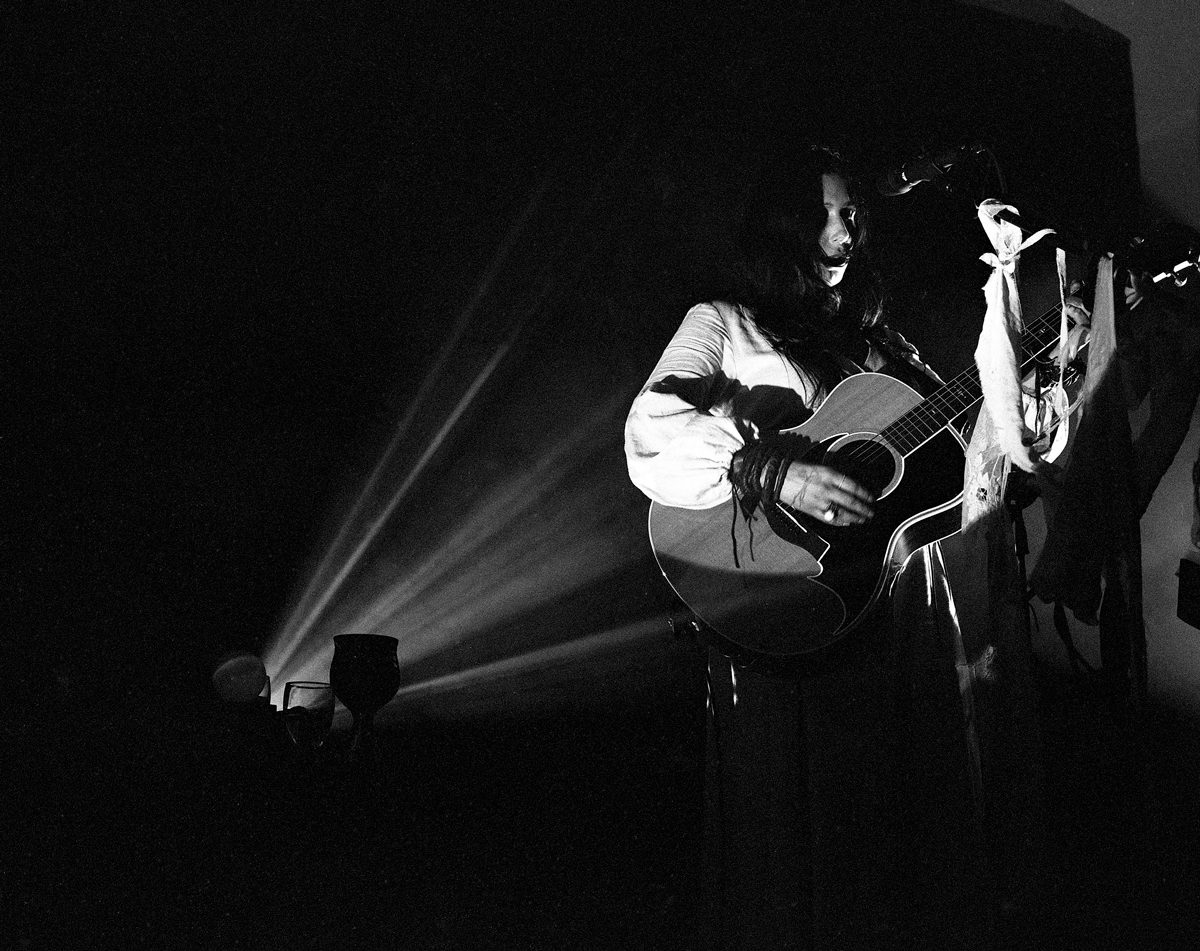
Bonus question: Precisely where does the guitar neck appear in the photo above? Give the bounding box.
[882,303,1069,454]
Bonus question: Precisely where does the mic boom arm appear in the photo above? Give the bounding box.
[877,144,986,197]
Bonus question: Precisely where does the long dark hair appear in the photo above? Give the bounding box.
[725,145,884,393]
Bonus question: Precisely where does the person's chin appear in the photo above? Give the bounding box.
[820,263,848,286]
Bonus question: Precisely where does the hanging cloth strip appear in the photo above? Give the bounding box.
[1030,254,1145,700]
[1029,255,1137,618]
[1029,248,1078,463]
[961,200,1055,532]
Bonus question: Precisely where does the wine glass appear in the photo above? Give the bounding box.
[329,634,402,762]
[282,681,335,757]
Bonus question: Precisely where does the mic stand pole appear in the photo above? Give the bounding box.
[1005,469,1040,656]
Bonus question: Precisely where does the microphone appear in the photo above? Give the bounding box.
[877,144,982,197]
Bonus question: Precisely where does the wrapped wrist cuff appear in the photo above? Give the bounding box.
[729,435,810,518]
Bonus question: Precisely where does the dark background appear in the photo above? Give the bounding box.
[17,3,1199,949]
[11,0,1138,713]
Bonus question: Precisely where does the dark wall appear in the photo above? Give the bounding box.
[12,1,1138,712]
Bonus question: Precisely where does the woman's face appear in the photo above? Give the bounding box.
[815,173,857,286]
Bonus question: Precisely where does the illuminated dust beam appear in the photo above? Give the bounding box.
[273,181,551,644]
[343,474,640,666]
[369,559,620,665]
[274,343,512,667]
[361,514,648,668]
[362,470,634,634]
[348,448,577,629]
[347,392,631,634]
[275,570,657,705]
[273,459,631,694]
[275,189,568,665]
[352,499,621,651]
[276,179,601,664]
[274,195,607,675]
[373,515,632,652]
[348,461,589,633]
[383,617,664,705]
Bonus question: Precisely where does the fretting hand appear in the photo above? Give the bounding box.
[1065,281,1092,325]
[1124,270,1150,309]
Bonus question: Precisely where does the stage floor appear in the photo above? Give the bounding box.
[10,652,1200,950]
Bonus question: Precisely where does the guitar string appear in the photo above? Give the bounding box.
[897,301,1066,448]
[802,250,1199,513]
[887,302,1064,448]
[898,254,1199,441]
[840,301,1065,469]
[859,252,1197,456]
[808,300,1069,490]
[847,300,1064,461]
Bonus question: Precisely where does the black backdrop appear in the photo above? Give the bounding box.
[11,0,1138,715]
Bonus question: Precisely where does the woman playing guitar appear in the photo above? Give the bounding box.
[625,145,979,950]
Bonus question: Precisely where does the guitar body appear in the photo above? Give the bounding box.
[648,373,966,660]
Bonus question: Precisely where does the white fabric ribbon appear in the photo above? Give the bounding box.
[974,200,1055,472]
[1079,253,1117,410]
[1034,248,1075,462]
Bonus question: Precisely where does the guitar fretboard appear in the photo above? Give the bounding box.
[881,303,1069,454]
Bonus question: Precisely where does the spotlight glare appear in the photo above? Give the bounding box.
[263,386,647,710]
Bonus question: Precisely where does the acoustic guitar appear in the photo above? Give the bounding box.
[648,299,1079,661]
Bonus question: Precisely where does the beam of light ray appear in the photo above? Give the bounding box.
[273,179,552,646]
[269,246,587,684]
[345,412,639,665]
[264,408,644,703]
[345,392,630,637]
[268,176,609,687]
[265,145,647,704]
[276,341,512,662]
[376,616,665,716]
[265,390,639,696]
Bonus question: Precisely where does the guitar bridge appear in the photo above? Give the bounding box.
[768,502,832,563]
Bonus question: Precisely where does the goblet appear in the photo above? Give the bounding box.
[282,681,335,756]
[329,634,401,761]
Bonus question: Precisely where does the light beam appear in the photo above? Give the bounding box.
[262,144,661,715]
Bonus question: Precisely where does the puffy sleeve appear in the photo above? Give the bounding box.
[624,303,751,509]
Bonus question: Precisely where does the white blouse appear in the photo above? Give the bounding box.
[624,301,828,510]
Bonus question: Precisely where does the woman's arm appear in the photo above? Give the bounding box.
[625,303,875,524]
[625,304,748,509]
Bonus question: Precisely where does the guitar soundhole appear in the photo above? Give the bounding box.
[824,435,898,498]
